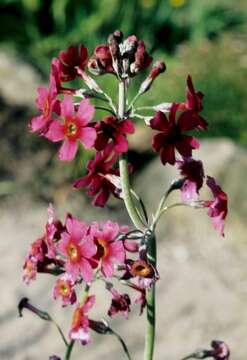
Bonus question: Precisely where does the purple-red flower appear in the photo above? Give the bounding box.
[93,44,114,73]
[69,295,95,345]
[73,145,120,207]
[150,103,200,165]
[203,176,228,237]
[177,157,205,202]
[59,44,88,82]
[210,340,230,360]
[179,75,207,130]
[53,274,77,306]
[132,40,153,74]
[45,96,96,161]
[29,76,59,134]
[108,288,131,319]
[94,116,135,154]
[57,216,97,282]
[90,221,126,278]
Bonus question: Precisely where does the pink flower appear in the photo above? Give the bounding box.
[90,221,126,278]
[53,274,77,306]
[177,157,205,202]
[57,216,97,282]
[94,116,135,154]
[23,257,38,284]
[45,96,96,161]
[150,103,200,165]
[203,176,228,237]
[44,204,65,259]
[29,76,59,134]
[73,145,120,207]
[69,295,95,345]
[108,288,131,319]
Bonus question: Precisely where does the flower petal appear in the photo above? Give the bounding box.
[61,95,74,119]
[58,139,77,161]
[77,99,95,124]
[45,120,64,142]
[79,127,96,149]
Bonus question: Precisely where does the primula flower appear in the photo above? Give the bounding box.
[74,145,120,207]
[131,40,153,74]
[23,257,38,284]
[150,103,200,165]
[59,44,88,82]
[69,295,95,345]
[92,44,114,73]
[108,288,131,319]
[57,216,97,282]
[44,203,65,258]
[203,176,228,237]
[90,221,126,278]
[29,76,59,134]
[179,75,207,130]
[177,157,205,202]
[45,96,96,161]
[94,116,135,153]
[53,274,77,306]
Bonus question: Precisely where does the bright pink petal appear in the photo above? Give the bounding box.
[80,239,97,259]
[79,258,93,283]
[58,139,77,161]
[77,99,95,124]
[83,295,96,312]
[29,115,46,132]
[79,127,96,149]
[102,221,119,240]
[109,242,125,262]
[101,259,114,278]
[45,120,64,142]
[66,217,87,241]
[120,119,135,134]
[61,95,74,119]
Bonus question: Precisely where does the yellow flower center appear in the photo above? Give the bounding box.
[131,260,153,278]
[44,98,50,118]
[65,120,78,138]
[66,241,80,263]
[59,281,70,296]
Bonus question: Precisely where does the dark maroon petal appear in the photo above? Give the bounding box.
[152,133,166,152]
[87,177,103,196]
[178,111,199,132]
[73,174,93,189]
[160,144,175,165]
[93,187,110,207]
[94,132,109,151]
[168,103,180,123]
[150,111,169,131]
[175,136,195,157]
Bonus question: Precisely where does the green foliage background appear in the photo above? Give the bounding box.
[0,0,246,146]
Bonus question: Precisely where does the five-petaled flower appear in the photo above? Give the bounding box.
[69,295,95,345]
[90,221,126,278]
[45,96,96,161]
[29,76,60,134]
[57,216,97,282]
[53,274,77,306]
[203,176,228,237]
[150,103,200,165]
[94,116,135,154]
[73,145,120,207]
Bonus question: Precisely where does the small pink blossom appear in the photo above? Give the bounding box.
[44,204,65,259]
[53,274,77,306]
[23,256,38,284]
[203,176,228,237]
[45,96,96,161]
[69,295,95,345]
[90,221,126,278]
[29,76,59,134]
[57,216,97,282]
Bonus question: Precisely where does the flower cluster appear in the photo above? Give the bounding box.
[23,205,158,345]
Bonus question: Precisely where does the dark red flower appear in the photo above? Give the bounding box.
[73,145,120,207]
[88,44,114,75]
[177,157,204,202]
[94,116,135,154]
[179,75,207,130]
[210,340,230,360]
[150,104,200,165]
[108,288,131,319]
[203,176,228,237]
[59,45,88,82]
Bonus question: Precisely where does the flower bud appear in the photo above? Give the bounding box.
[139,61,166,94]
[18,297,51,321]
[89,319,111,335]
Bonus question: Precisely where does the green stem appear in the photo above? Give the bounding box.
[111,330,132,360]
[144,232,156,360]
[118,81,147,231]
[65,340,75,360]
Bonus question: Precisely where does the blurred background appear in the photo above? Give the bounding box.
[0,0,247,359]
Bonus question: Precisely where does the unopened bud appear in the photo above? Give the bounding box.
[139,61,166,94]
[18,297,51,321]
[89,319,111,335]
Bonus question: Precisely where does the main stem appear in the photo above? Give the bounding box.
[118,80,156,360]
